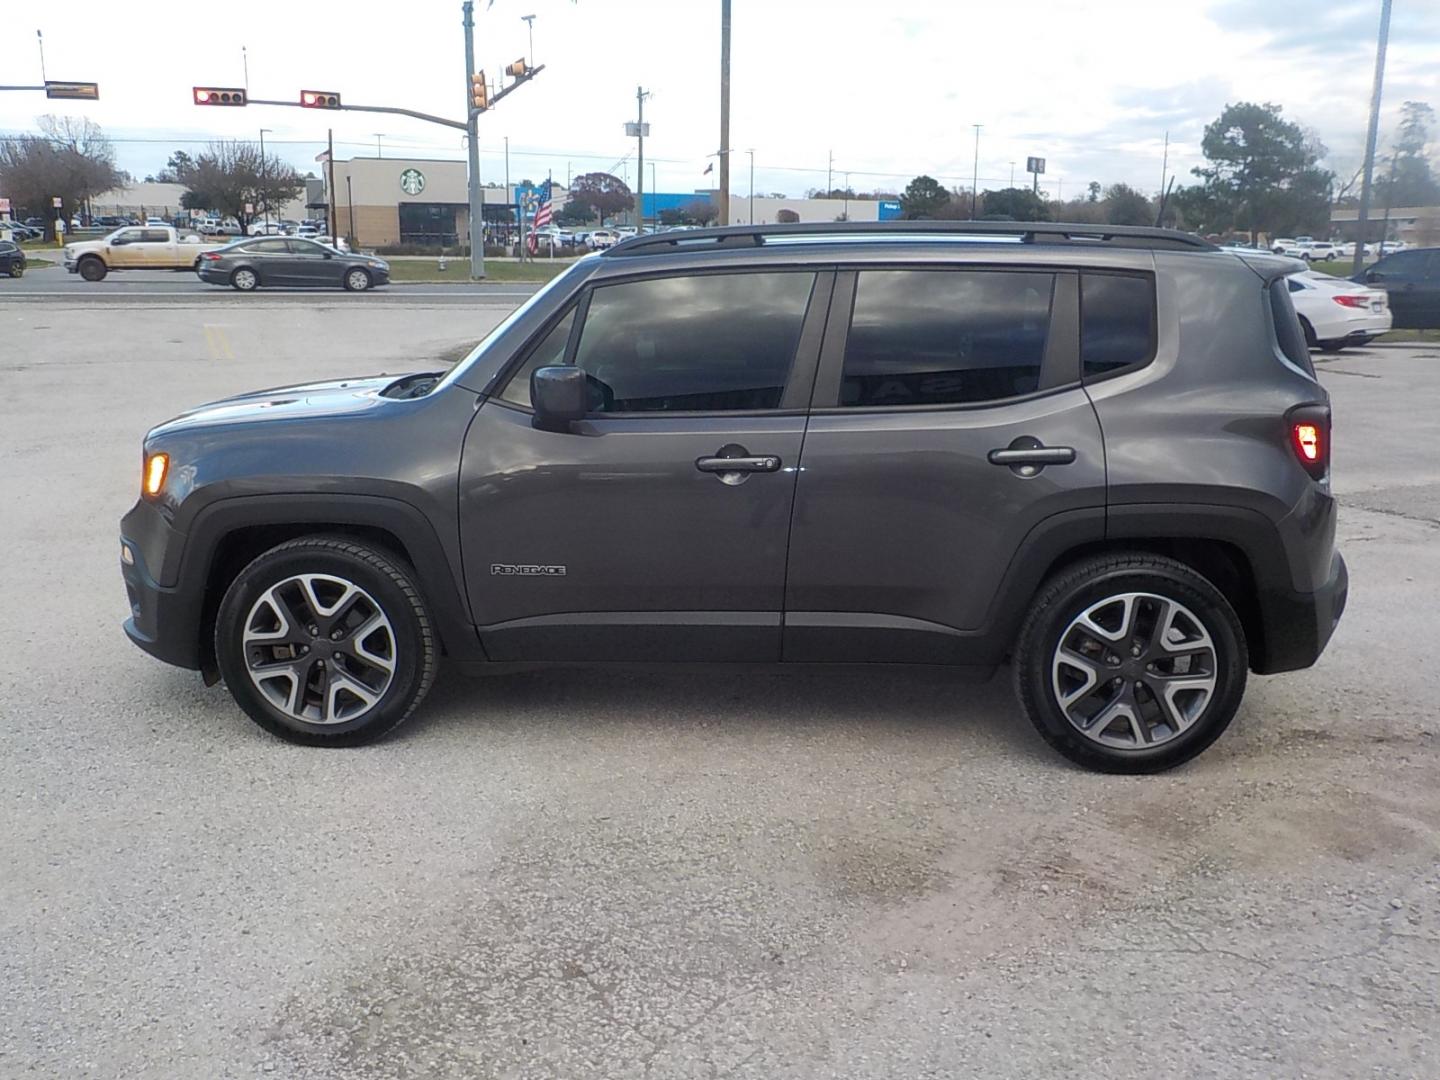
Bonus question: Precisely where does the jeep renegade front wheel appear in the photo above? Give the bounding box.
[215,537,437,746]
[1013,554,1248,773]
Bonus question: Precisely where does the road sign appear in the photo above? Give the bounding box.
[624,122,651,137]
[45,81,99,101]
[51,196,63,208]
[1026,156,1046,174]
[0,198,10,213]
[244,203,254,215]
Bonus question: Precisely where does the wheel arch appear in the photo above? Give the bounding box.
[180,495,483,681]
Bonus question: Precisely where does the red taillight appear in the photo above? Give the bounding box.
[1288,406,1330,480]
[1293,423,1320,461]
[201,252,221,261]
[1332,294,1368,308]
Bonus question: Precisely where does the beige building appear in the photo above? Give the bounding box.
[323,157,564,247]
[1330,205,1440,246]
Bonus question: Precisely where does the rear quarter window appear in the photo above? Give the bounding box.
[1269,278,1315,377]
[1080,272,1156,381]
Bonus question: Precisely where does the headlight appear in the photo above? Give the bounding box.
[143,452,169,497]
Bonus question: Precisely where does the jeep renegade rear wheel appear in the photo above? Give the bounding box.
[1013,554,1247,773]
[215,537,437,746]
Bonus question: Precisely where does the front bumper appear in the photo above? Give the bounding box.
[120,500,203,671]
[1253,551,1348,674]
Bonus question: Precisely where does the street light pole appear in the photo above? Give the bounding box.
[971,124,982,219]
[522,14,536,66]
[718,0,731,226]
[1352,0,1392,277]
[374,133,384,158]
[504,135,510,246]
[462,0,485,279]
[259,127,272,231]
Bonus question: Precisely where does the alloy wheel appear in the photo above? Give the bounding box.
[346,269,370,291]
[232,268,258,291]
[1050,592,1218,749]
[241,573,396,725]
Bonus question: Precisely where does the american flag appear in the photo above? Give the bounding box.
[528,179,553,253]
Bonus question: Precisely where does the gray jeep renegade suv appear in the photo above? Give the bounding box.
[119,222,1347,772]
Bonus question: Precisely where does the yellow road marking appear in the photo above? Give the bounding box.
[202,324,235,360]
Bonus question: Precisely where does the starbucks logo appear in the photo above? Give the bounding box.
[400,168,426,196]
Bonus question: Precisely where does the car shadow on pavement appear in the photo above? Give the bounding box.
[398,663,1047,761]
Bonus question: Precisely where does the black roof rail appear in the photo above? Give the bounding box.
[604,220,1218,256]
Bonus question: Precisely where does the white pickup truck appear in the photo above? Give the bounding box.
[64,225,228,281]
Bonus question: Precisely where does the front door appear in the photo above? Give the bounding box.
[1367,250,1440,329]
[106,227,147,268]
[783,266,1109,663]
[282,239,340,287]
[459,268,831,662]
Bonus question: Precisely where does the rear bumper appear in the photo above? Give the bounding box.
[1253,550,1348,674]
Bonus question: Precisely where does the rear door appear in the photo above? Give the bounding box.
[138,229,176,268]
[241,238,293,284]
[783,265,1111,663]
[458,267,832,662]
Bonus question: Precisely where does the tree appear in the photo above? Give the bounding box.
[1103,183,1153,225]
[775,208,800,223]
[1086,181,1102,203]
[900,174,950,219]
[567,171,631,224]
[555,200,593,227]
[1380,101,1440,208]
[657,199,717,226]
[146,150,195,184]
[979,187,1050,221]
[0,114,124,225]
[1191,101,1332,237]
[179,140,303,235]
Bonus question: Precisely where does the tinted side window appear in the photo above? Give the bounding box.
[140,229,171,243]
[1269,279,1315,376]
[841,270,1053,408]
[1080,272,1156,380]
[572,272,815,412]
[499,308,576,407]
[248,239,290,254]
[1376,251,1426,275]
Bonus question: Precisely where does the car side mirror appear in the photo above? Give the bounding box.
[1367,271,1383,282]
[111,235,127,246]
[531,366,589,428]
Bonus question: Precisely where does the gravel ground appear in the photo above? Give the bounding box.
[1,295,1437,1079]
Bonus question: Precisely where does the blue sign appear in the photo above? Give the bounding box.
[878,200,902,221]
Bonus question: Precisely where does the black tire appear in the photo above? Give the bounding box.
[230,266,259,292]
[78,257,107,282]
[1317,339,1348,353]
[1298,315,1318,349]
[1013,554,1248,774]
[214,537,438,746]
[343,267,371,292]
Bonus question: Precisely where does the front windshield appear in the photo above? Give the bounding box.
[435,258,593,388]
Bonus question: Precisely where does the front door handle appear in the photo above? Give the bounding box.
[696,455,781,474]
[987,447,1076,466]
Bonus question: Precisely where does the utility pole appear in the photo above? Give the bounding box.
[462,0,485,279]
[827,149,833,195]
[748,149,755,224]
[259,128,272,230]
[971,124,982,219]
[1352,0,1392,276]
[1159,130,1169,200]
[634,85,649,230]
[718,0,731,226]
[374,133,384,158]
[650,161,657,228]
[504,135,511,247]
[1010,161,1015,187]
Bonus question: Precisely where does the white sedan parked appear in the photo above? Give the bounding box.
[1286,270,1391,352]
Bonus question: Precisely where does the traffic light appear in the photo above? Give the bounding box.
[193,87,246,106]
[505,58,528,78]
[300,90,341,109]
[471,72,489,111]
[45,81,99,101]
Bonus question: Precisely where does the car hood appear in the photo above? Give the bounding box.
[148,375,403,436]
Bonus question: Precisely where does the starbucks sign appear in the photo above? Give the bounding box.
[399,168,426,196]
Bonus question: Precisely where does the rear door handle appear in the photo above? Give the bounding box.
[987,447,1076,466]
[696,455,781,474]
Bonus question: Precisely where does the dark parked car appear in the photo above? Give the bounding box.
[1352,247,1440,328]
[121,222,1346,773]
[196,236,390,292]
[0,240,26,277]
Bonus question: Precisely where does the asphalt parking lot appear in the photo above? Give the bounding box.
[1,284,1438,1079]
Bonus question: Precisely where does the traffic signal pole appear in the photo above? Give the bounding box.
[462,0,485,279]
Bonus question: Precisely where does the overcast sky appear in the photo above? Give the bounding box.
[3,0,1437,199]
